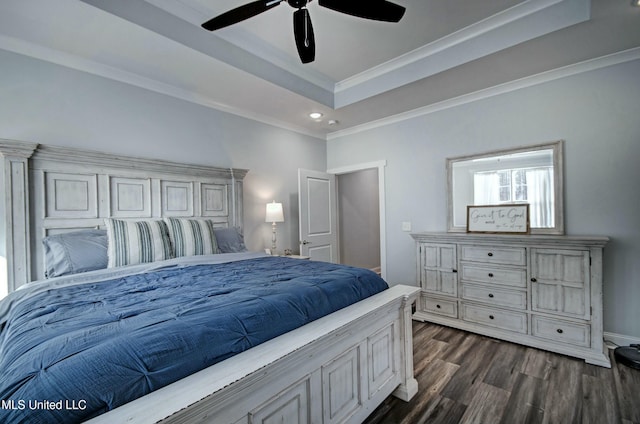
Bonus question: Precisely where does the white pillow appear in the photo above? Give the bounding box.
[104,219,174,268]
[165,218,219,258]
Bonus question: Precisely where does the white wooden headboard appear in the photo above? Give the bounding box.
[0,140,247,291]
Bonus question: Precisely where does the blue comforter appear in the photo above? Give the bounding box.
[0,255,387,423]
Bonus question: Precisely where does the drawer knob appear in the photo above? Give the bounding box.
[531,278,537,282]
[488,273,494,277]
[488,252,494,257]
[488,293,494,298]
[452,269,458,273]
[489,315,495,320]
[436,304,441,309]
[557,328,564,334]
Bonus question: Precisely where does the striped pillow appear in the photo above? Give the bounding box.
[105,219,174,268]
[165,218,219,258]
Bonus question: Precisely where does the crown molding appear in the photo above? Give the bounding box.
[327,47,640,141]
[336,0,566,92]
[0,34,325,141]
[333,0,590,107]
[28,142,248,179]
[0,139,38,159]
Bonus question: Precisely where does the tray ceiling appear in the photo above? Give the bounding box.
[1,0,639,138]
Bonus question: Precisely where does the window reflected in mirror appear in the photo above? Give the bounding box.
[447,141,564,234]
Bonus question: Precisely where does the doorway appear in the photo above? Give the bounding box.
[337,169,380,273]
[328,161,386,280]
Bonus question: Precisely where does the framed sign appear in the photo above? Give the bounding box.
[467,204,530,234]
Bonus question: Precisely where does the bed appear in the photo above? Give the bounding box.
[0,140,419,423]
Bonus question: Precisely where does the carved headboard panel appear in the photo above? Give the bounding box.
[0,140,247,291]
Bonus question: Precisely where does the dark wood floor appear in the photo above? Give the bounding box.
[364,321,640,424]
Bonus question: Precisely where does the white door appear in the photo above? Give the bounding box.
[298,169,338,262]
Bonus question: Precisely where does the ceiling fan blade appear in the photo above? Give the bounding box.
[202,0,283,31]
[318,0,405,23]
[293,8,315,64]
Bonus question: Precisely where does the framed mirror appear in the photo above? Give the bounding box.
[447,140,564,234]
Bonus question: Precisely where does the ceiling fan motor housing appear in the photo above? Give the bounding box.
[288,0,308,8]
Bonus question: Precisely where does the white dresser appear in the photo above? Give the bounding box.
[410,232,610,367]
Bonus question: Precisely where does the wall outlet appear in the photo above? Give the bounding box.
[402,222,412,232]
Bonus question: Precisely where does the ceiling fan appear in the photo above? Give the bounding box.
[201,0,406,64]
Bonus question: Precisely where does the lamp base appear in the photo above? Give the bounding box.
[271,222,278,254]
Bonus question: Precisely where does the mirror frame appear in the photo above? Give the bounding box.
[447,140,564,235]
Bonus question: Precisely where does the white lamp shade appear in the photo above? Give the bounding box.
[265,202,284,223]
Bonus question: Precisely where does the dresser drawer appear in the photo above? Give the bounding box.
[460,245,526,266]
[460,263,527,288]
[422,296,458,318]
[531,315,590,347]
[461,303,527,333]
[461,283,527,310]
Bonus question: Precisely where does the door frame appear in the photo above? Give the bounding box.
[327,160,387,281]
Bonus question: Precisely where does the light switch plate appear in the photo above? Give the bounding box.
[402,222,412,232]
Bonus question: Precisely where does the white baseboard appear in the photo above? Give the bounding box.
[603,331,640,349]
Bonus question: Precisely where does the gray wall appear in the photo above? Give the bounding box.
[2,47,638,341]
[0,50,326,255]
[327,59,640,340]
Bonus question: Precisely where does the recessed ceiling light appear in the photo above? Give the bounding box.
[309,112,323,120]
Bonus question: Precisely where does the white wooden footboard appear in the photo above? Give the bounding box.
[87,285,420,424]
